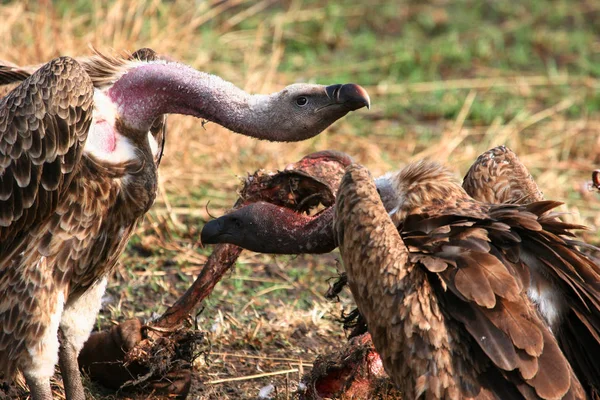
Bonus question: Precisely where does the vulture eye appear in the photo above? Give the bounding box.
[296,96,308,106]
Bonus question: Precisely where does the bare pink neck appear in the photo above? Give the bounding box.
[107,62,268,137]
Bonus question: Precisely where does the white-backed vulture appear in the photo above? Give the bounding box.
[0,49,370,400]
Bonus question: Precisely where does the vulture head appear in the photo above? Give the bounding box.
[201,150,351,253]
[200,158,460,253]
[250,83,371,141]
[86,52,370,144]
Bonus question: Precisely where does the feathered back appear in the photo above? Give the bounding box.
[0,57,94,257]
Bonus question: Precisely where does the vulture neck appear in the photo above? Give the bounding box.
[335,165,412,290]
[253,205,336,254]
[274,206,337,254]
[107,62,275,139]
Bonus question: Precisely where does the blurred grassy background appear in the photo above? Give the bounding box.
[1,0,599,398]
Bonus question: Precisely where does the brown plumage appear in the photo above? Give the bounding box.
[202,152,600,399]
[463,145,544,204]
[0,50,369,400]
[335,161,585,399]
[463,146,600,398]
[0,49,165,400]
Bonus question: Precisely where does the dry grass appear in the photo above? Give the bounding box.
[2,0,600,399]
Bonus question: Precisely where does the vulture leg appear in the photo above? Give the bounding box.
[58,333,85,400]
[58,277,108,400]
[23,374,53,400]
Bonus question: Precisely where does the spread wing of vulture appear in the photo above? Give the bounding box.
[0,50,369,400]
[202,152,600,399]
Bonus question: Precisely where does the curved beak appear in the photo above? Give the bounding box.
[201,218,226,245]
[325,83,371,110]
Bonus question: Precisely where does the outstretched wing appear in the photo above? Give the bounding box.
[0,56,94,258]
[464,146,600,397]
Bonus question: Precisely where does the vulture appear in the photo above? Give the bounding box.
[202,148,600,399]
[0,49,370,400]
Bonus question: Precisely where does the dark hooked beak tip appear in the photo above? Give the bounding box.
[325,83,371,110]
[200,219,223,245]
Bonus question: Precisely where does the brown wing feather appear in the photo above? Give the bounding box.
[0,65,32,99]
[0,57,94,258]
[487,301,543,357]
[403,201,585,399]
[0,65,31,86]
[465,147,600,397]
[518,226,600,396]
